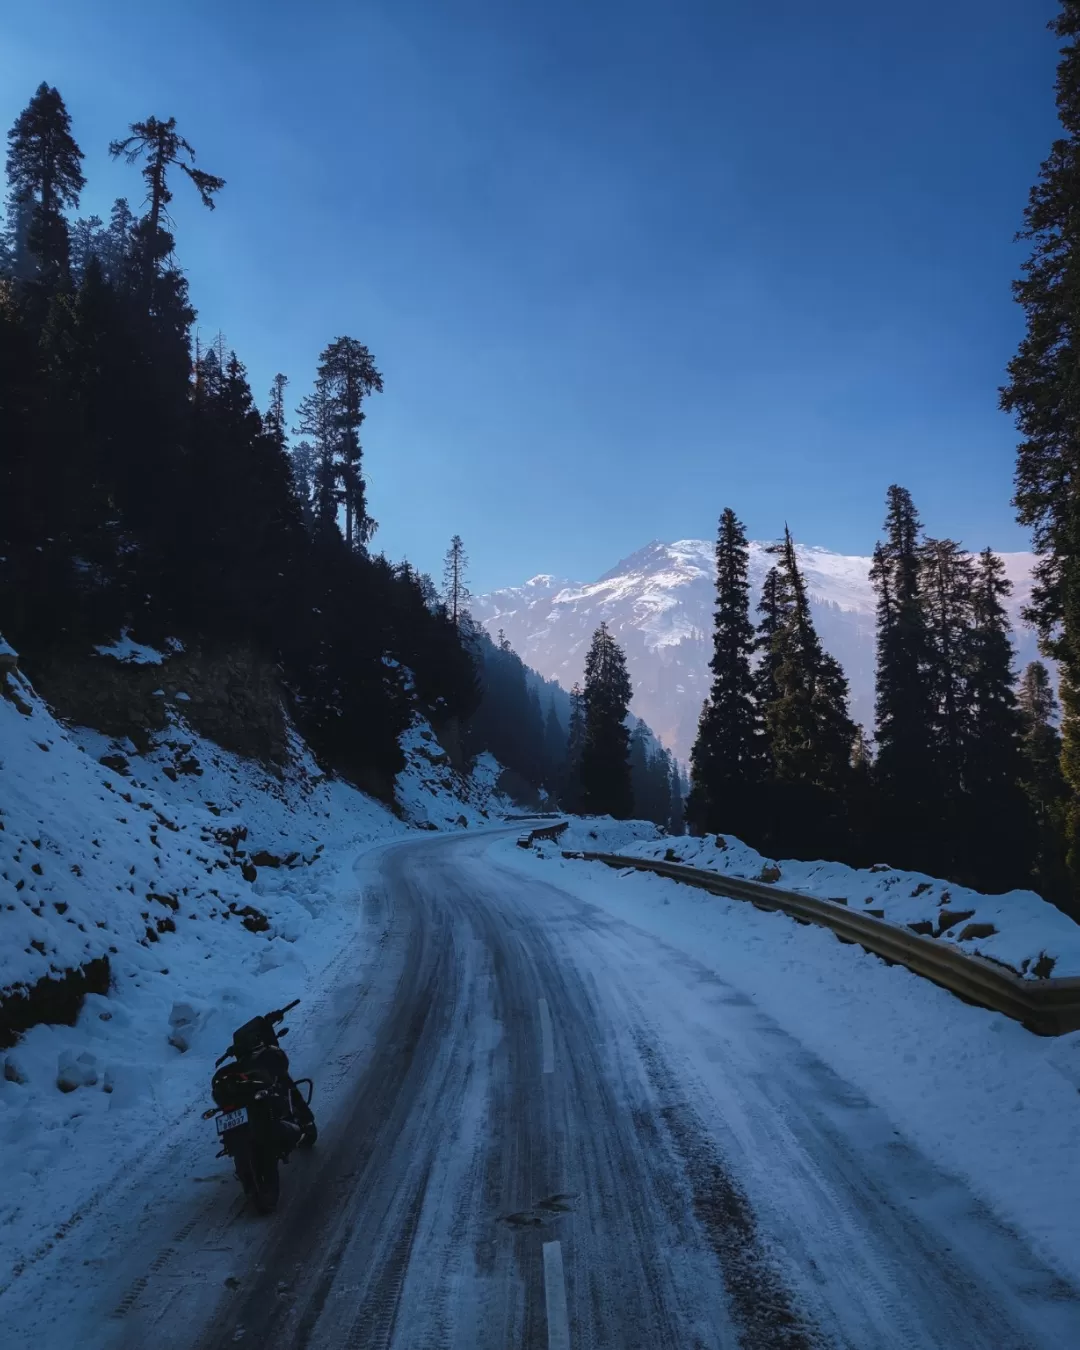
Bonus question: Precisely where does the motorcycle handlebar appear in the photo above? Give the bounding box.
[214,1000,301,1063]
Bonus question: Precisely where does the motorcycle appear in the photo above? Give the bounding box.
[202,997,317,1214]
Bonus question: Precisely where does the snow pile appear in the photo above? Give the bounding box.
[0,647,502,1276]
[613,834,1080,980]
[495,837,1080,1284]
[537,816,666,857]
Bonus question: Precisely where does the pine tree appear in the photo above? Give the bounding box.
[758,527,856,854]
[544,701,565,799]
[870,486,937,868]
[1001,1,1080,892]
[99,198,136,286]
[754,564,792,714]
[1018,661,1071,904]
[688,508,763,838]
[566,682,586,811]
[580,623,634,818]
[109,116,224,298]
[961,548,1035,889]
[69,213,104,282]
[668,757,686,834]
[443,535,471,631]
[266,372,288,451]
[294,377,338,538]
[289,440,318,527]
[630,722,653,820]
[5,83,85,290]
[316,336,382,549]
[920,537,975,806]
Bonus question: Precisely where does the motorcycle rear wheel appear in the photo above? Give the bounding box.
[234,1136,280,1214]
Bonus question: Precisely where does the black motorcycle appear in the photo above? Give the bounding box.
[202,998,317,1213]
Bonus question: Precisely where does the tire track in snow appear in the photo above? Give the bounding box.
[633,1032,823,1350]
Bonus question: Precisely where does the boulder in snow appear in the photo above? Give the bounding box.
[167,1001,203,1054]
[57,1049,99,1092]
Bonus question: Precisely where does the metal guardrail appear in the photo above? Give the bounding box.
[517,821,570,849]
[566,851,1080,1037]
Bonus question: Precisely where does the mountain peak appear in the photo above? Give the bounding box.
[475,539,1039,762]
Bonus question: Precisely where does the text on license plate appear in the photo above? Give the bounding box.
[216,1107,249,1134]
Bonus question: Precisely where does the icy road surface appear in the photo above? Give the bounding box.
[2,830,1078,1349]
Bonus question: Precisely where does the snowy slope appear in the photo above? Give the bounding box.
[0,645,507,1277]
[474,539,1040,759]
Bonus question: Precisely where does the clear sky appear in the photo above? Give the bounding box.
[0,0,1062,591]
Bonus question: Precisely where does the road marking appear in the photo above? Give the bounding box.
[539,998,555,1074]
[542,1240,570,1350]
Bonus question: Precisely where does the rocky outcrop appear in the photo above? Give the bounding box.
[0,957,111,1051]
[32,645,289,764]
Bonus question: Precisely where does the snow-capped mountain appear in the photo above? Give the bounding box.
[474,539,1041,762]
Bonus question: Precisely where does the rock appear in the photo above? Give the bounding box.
[757,864,782,884]
[99,752,131,776]
[249,850,281,868]
[4,1054,28,1084]
[238,905,269,933]
[241,861,258,883]
[57,1049,99,1092]
[957,922,998,942]
[168,1001,201,1053]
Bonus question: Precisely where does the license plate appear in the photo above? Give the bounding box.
[216,1107,248,1134]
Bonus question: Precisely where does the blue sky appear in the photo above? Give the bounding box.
[0,0,1061,591]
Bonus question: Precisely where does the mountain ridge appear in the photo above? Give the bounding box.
[474,539,1041,763]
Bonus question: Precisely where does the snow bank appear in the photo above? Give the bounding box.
[541,816,666,856]
[611,834,1080,979]
[0,648,505,1278]
[495,836,1080,1284]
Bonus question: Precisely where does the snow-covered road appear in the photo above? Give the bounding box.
[3,829,1078,1349]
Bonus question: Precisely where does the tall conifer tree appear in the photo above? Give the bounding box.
[754,564,792,715]
[962,548,1034,889]
[317,336,382,550]
[688,508,763,838]
[443,535,471,631]
[1001,1,1080,891]
[5,83,85,289]
[1019,661,1071,904]
[919,537,975,810]
[580,623,633,818]
[109,116,224,299]
[757,528,856,854]
[870,486,937,867]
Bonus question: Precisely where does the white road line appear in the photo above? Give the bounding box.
[539,997,555,1074]
[543,1240,570,1350]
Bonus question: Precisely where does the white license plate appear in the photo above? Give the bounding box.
[216,1107,248,1134]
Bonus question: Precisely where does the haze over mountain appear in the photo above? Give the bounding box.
[474,540,1041,763]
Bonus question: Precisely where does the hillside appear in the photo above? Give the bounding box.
[0,640,509,1272]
